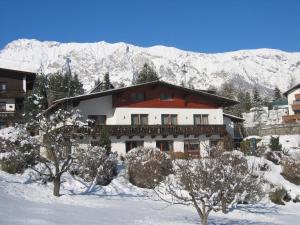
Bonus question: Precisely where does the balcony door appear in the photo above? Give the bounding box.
[156,140,173,152]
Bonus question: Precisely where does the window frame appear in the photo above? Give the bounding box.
[184,139,200,152]
[193,114,209,125]
[161,114,178,125]
[0,83,7,92]
[131,114,149,125]
[160,93,173,101]
[130,92,145,102]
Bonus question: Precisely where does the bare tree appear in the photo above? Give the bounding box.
[17,109,87,196]
[155,151,264,225]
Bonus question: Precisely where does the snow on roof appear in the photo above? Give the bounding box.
[223,113,244,122]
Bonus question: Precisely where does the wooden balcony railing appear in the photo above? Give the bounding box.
[75,124,228,138]
[282,114,300,124]
[0,90,26,98]
[292,103,300,111]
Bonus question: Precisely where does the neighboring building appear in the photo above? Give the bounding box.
[223,113,244,148]
[46,81,240,157]
[0,68,36,128]
[282,84,300,123]
[271,99,288,110]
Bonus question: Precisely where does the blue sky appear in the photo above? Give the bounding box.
[0,0,299,53]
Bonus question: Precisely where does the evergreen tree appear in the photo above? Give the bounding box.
[99,128,111,154]
[244,92,252,111]
[102,72,113,91]
[134,63,159,84]
[48,72,84,100]
[218,82,236,99]
[252,88,262,108]
[24,74,49,120]
[273,86,282,101]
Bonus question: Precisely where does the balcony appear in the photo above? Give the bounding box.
[292,101,300,111]
[282,114,300,124]
[0,90,26,98]
[75,124,228,138]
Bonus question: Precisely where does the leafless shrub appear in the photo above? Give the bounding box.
[155,150,264,225]
[281,157,300,185]
[125,147,173,189]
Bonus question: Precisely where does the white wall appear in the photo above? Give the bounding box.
[287,88,300,115]
[113,107,224,125]
[74,95,115,123]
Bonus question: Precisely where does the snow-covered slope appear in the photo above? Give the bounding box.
[1,39,300,92]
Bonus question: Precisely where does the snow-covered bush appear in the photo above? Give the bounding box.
[125,147,173,189]
[72,146,118,186]
[265,151,282,165]
[156,150,264,225]
[0,130,37,174]
[281,157,300,185]
[269,187,291,205]
[269,136,282,152]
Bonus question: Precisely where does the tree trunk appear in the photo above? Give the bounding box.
[201,215,208,225]
[222,198,228,214]
[53,175,61,197]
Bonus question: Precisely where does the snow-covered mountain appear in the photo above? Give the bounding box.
[0,39,300,93]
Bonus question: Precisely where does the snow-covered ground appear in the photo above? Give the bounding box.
[1,166,300,225]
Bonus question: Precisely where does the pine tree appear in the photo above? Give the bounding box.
[252,88,262,108]
[134,63,159,84]
[102,72,113,91]
[244,92,252,111]
[273,86,282,101]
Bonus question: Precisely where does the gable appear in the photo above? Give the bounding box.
[112,85,218,109]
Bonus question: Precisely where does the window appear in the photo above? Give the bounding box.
[87,115,106,125]
[295,110,300,115]
[0,121,6,129]
[160,93,173,101]
[131,114,148,125]
[0,102,5,111]
[131,92,145,101]
[184,140,200,151]
[156,140,173,152]
[0,83,6,92]
[126,141,144,153]
[194,114,209,125]
[161,114,177,125]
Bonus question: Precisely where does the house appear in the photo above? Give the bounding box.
[0,67,36,128]
[223,113,244,148]
[282,84,300,123]
[46,80,241,157]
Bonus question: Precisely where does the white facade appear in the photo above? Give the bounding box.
[73,94,229,156]
[287,88,300,115]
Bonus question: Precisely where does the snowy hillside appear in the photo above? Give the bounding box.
[1,39,300,92]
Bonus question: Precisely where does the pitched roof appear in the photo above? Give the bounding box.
[283,83,300,97]
[223,113,244,122]
[53,80,239,106]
